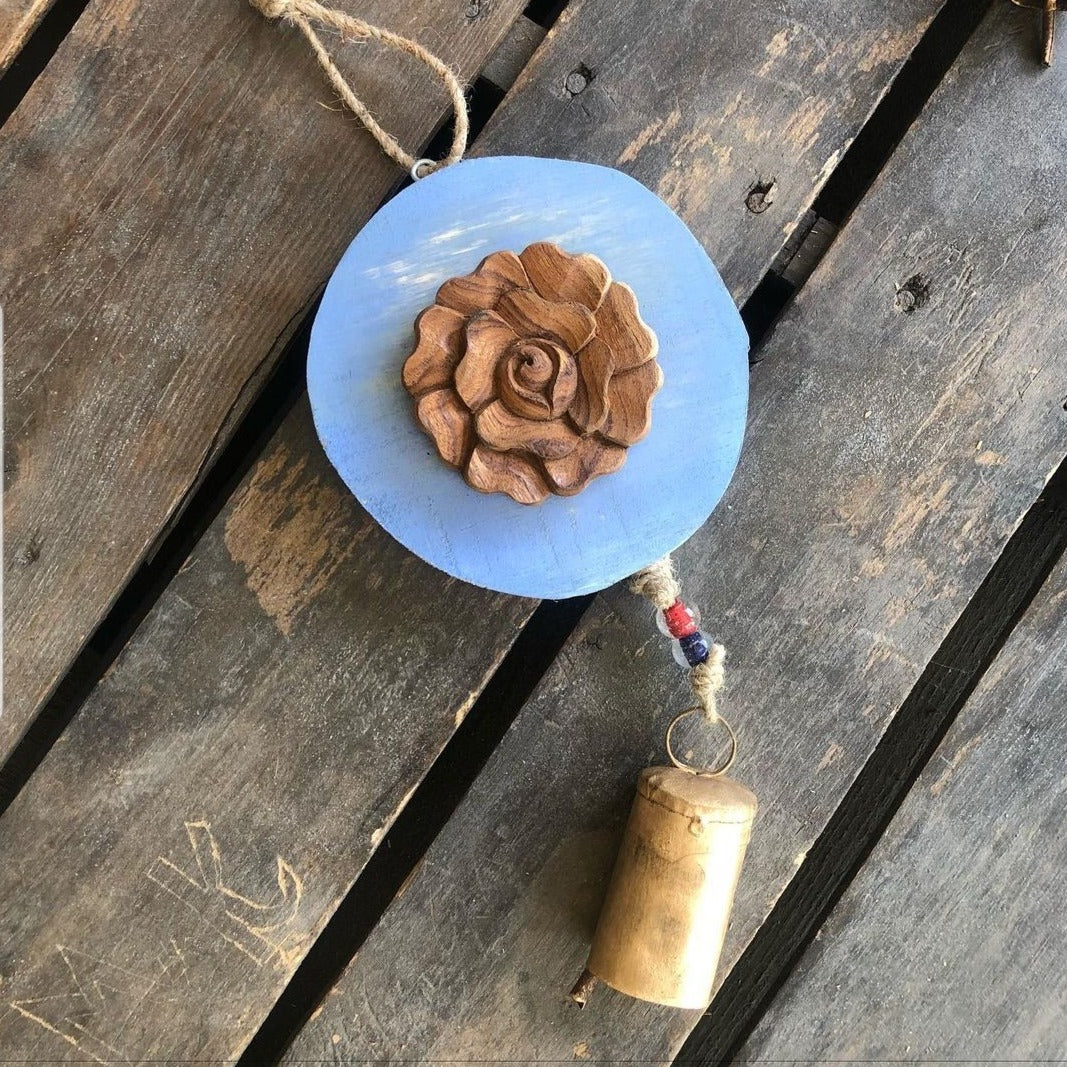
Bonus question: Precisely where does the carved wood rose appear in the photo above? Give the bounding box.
[402,242,662,505]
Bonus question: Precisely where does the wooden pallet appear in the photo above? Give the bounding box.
[1,0,1065,1062]
[285,5,1067,1062]
[742,550,1067,1062]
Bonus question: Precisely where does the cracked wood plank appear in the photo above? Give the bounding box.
[740,549,1067,1061]
[285,7,1067,1064]
[0,0,942,1059]
[0,0,529,760]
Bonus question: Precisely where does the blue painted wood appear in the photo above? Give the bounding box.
[307,156,748,599]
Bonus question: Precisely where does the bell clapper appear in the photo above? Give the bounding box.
[568,968,599,1007]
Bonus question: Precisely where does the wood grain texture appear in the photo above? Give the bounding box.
[484,0,940,305]
[740,550,1067,1062]
[0,0,54,74]
[0,0,528,761]
[0,0,942,1059]
[285,7,1067,1063]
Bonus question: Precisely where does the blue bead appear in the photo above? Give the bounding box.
[679,631,710,666]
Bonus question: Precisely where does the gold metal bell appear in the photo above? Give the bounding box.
[572,711,757,1009]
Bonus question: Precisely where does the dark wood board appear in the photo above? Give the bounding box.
[739,551,1067,1062]
[0,0,54,74]
[0,0,529,760]
[285,7,1067,1064]
[0,0,942,1059]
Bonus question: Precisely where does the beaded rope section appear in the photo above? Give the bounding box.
[629,556,735,776]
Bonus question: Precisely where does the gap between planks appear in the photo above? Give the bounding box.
[737,543,1067,1062]
[0,0,61,77]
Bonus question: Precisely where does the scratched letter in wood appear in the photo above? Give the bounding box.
[741,551,1067,1061]
[309,156,748,598]
[285,8,1067,1063]
[0,399,533,1063]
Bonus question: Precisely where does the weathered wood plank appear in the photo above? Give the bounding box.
[285,7,1067,1063]
[0,0,54,75]
[740,550,1067,1062]
[0,0,528,760]
[482,0,939,306]
[0,0,941,1060]
[0,398,535,1062]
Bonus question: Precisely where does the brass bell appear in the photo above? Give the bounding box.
[572,710,757,1009]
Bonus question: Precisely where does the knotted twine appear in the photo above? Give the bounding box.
[247,0,469,177]
[629,555,727,723]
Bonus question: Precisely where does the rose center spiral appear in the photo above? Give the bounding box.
[496,338,578,421]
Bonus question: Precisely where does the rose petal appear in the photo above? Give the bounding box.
[475,400,581,460]
[519,242,610,312]
[402,305,467,396]
[478,250,530,287]
[543,435,627,496]
[436,251,527,314]
[600,359,664,446]
[548,351,578,417]
[415,388,475,468]
[494,289,595,354]
[500,343,578,421]
[455,312,519,411]
[595,282,658,370]
[465,444,549,506]
[569,337,615,433]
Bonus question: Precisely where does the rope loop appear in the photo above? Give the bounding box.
[628,555,681,611]
[248,0,469,175]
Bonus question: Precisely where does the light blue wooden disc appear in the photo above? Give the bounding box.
[308,156,748,599]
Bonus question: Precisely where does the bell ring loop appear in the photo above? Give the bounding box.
[410,157,436,181]
[665,706,738,778]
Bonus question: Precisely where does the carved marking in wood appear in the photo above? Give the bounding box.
[145,820,307,972]
[403,242,661,504]
[4,943,186,1063]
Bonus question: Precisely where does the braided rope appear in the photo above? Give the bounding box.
[248,0,469,175]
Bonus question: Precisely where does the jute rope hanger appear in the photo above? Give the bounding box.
[247,0,469,178]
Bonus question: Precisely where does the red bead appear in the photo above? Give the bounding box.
[663,599,698,638]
